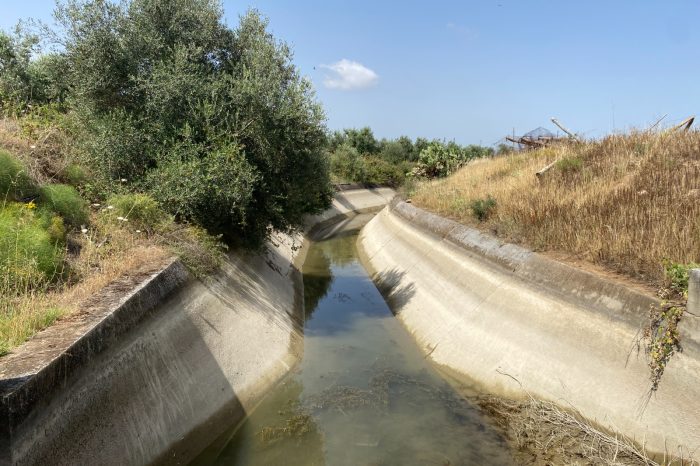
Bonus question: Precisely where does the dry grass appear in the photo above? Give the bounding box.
[412,131,700,286]
[477,394,697,465]
[0,116,77,185]
[0,211,170,355]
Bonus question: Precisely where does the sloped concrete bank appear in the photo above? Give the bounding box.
[357,199,700,459]
[0,187,394,466]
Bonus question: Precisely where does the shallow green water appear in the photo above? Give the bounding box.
[197,234,512,465]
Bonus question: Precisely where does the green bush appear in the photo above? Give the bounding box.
[0,203,65,291]
[147,144,258,239]
[62,164,89,187]
[470,196,497,221]
[39,184,89,227]
[106,193,166,230]
[412,142,493,179]
[361,156,407,186]
[414,143,460,178]
[557,156,583,173]
[664,261,700,296]
[330,144,365,183]
[0,150,36,200]
[45,215,67,242]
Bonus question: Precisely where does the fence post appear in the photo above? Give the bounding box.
[688,269,700,316]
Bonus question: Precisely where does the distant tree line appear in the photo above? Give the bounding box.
[327,127,494,185]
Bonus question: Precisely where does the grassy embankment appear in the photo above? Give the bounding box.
[1,2,333,356]
[412,131,700,288]
[0,116,223,356]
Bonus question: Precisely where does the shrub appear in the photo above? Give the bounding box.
[330,144,365,183]
[62,163,89,187]
[39,184,89,226]
[45,215,67,242]
[663,261,700,296]
[147,144,258,240]
[413,142,493,179]
[107,193,166,230]
[557,156,583,173]
[361,156,407,186]
[414,143,459,178]
[378,140,410,164]
[470,196,497,221]
[0,150,36,200]
[0,203,65,291]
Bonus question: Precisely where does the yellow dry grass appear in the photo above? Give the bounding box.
[412,131,700,286]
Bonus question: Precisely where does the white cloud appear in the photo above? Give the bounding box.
[320,59,378,91]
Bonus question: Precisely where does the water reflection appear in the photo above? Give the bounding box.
[196,235,512,465]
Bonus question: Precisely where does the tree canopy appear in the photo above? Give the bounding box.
[21,0,335,246]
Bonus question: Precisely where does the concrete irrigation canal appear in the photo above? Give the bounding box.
[1,188,699,465]
[193,232,511,465]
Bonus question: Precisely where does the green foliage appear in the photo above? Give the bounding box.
[361,157,408,187]
[343,127,379,155]
[496,143,515,155]
[413,143,459,178]
[0,305,65,356]
[643,260,698,392]
[0,203,65,291]
[57,2,332,246]
[470,196,497,221]
[46,215,67,242]
[330,144,365,183]
[556,156,583,173]
[663,261,699,296]
[329,143,408,187]
[413,141,492,179]
[39,184,89,227]
[106,193,166,230]
[0,26,67,113]
[0,150,36,200]
[161,222,228,278]
[62,163,89,187]
[379,140,412,164]
[146,143,257,239]
[645,302,683,392]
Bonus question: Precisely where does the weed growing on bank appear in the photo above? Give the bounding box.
[0,126,225,355]
[643,261,698,394]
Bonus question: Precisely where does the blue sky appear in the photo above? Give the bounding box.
[2,1,699,145]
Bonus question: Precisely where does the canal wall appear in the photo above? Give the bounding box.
[357,199,700,459]
[0,188,394,466]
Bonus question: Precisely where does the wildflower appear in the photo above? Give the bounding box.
[25,201,36,210]
[30,145,36,149]
[81,228,88,234]
[107,205,114,210]
[120,178,127,183]
[117,216,124,221]
[92,203,101,207]
[135,230,141,233]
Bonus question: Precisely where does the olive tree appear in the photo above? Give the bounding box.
[55,0,332,246]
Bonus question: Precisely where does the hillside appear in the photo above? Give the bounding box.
[411,131,700,287]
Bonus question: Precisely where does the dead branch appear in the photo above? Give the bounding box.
[647,114,668,132]
[670,116,695,133]
[551,117,581,142]
[536,159,560,179]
